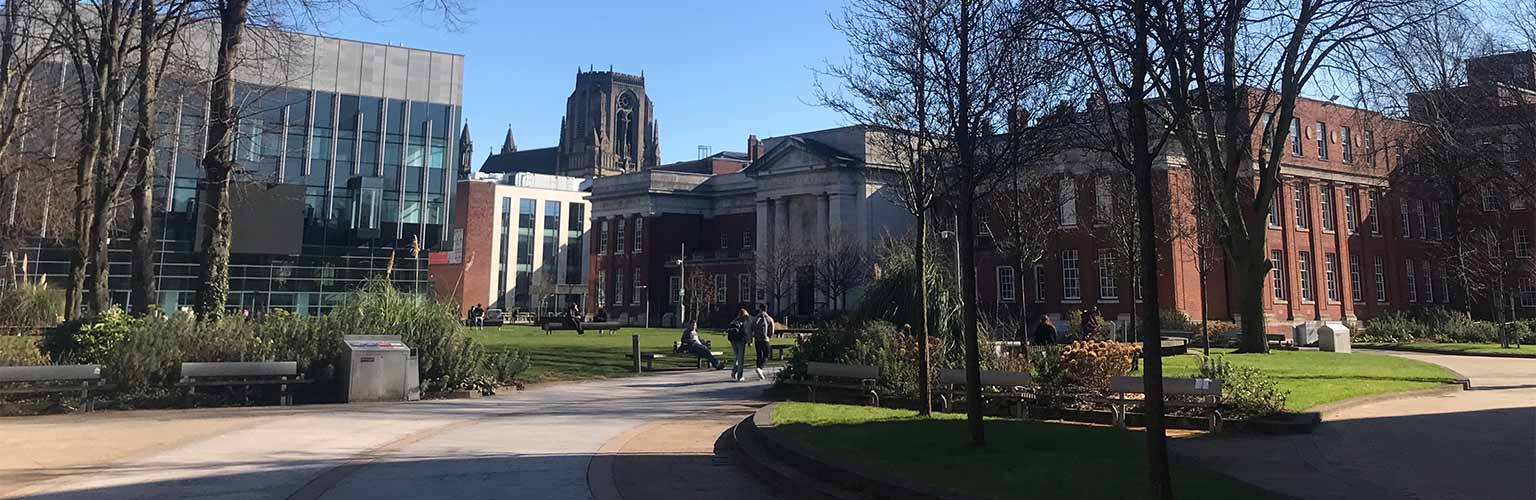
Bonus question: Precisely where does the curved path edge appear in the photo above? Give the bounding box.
[1356,343,1536,359]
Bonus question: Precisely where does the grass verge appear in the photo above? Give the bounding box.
[1138,348,1459,411]
[1356,342,1536,358]
[467,325,795,383]
[772,402,1283,500]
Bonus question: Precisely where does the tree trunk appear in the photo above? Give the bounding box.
[1199,267,1211,356]
[1234,257,1270,353]
[129,0,159,315]
[1129,0,1170,496]
[67,114,99,320]
[955,0,984,448]
[915,212,932,415]
[88,187,113,313]
[195,0,251,320]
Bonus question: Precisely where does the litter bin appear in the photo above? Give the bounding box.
[339,335,415,402]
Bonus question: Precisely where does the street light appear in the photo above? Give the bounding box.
[637,285,650,328]
[939,229,961,291]
[676,242,687,326]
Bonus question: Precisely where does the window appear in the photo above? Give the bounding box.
[1364,129,1376,167]
[1298,252,1315,302]
[498,198,512,308]
[1315,121,1329,160]
[633,218,644,253]
[1521,280,1536,308]
[1368,191,1382,235]
[1414,200,1426,240]
[668,275,681,304]
[615,218,626,254]
[1268,189,1283,228]
[1095,177,1113,226]
[1438,265,1450,304]
[1062,250,1081,300]
[1422,261,1434,303]
[1293,184,1310,229]
[1517,228,1533,258]
[1427,205,1442,241]
[1098,250,1119,300]
[1341,126,1353,163]
[632,268,643,305]
[1260,112,1274,150]
[1059,178,1077,227]
[1399,199,1412,239]
[1320,188,1335,231]
[719,232,729,251]
[743,230,754,251]
[1135,271,1144,302]
[1325,253,1340,302]
[1344,190,1359,233]
[1290,118,1303,156]
[1350,256,1364,304]
[598,220,608,255]
[714,274,727,304]
[598,270,609,305]
[738,273,751,305]
[1482,186,1504,212]
[998,267,1017,303]
[1271,250,1287,301]
[1034,264,1047,303]
[1374,256,1388,303]
[1406,260,1417,303]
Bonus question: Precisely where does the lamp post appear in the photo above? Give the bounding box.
[676,242,687,326]
[637,285,649,328]
[939,229,961,293]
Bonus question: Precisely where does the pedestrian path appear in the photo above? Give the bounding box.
[1173,350,1536,500]
[0,369,782,500]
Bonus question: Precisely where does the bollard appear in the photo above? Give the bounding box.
[632,334,642,373]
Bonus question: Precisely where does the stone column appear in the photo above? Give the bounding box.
[776,195,791,248]
[828,193,845,245]
[817,193,830,244]
[756,198,771,306]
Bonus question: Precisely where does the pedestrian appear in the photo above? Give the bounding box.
[678,320,723,370]
[728,308,751,381]
[470,304,485,327]
[1033,314,1057,346]
[593,306,609,323]
[565,303,584,335]
[751,303,776,380]
[1081,307,1101,341]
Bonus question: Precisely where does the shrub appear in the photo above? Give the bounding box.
[98,326,181,395]
[1356,312,1426,343]
[0,282,65,327]
[847,321,924,396]
[484,349,532,385]
[1499,322,1532,346]
[43,309,140,364]
[1056,340,1140,391]
[1439,318,1498,343]
[325,280,485,392]
[0,336,48,366]
[1197,355,1288,418]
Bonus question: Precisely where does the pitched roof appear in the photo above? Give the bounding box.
[480,146,557,175]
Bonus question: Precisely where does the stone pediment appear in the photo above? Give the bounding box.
[744,136,859,178]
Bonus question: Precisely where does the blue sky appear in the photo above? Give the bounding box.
[326,1,852,167]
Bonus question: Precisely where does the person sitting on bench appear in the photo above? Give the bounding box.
[593,306,609,323]
[678,320,723,370]
[564,304,584,335]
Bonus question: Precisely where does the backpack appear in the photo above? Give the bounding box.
[727,324,746,343]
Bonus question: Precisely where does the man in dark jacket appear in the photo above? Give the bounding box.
[1033,314,1057,346]
[751,304,776,380]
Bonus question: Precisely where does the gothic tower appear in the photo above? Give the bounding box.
[556,69,660,177]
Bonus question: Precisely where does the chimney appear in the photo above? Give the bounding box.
[1007,106,1031,133]
[748,134,763,161]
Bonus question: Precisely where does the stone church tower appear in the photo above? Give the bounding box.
[556,69,660,177]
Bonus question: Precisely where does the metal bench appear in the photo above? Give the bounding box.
[624,341,721,370]
[1099,376,1224,431]
[777,327,817,339]
[771,343,793,360]
[542,321,624,335]
[0,365,111,409]
[177,362,311,406]
[782,362,880,406]
[935,368,1035,418]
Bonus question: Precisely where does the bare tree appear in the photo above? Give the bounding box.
[988,163,1069,338]
[819,0,945,415]
[813,241,869,311]
[1451,225,1536,346]
[757,240,805,318]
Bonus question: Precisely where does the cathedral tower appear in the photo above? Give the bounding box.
[556,69,660,177]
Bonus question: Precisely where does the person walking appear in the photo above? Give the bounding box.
[1033,314,1057,346]
[751,304,776,380]
[1081,307,1101,341]
[727,308,751,381]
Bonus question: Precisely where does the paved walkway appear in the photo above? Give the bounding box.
[0,369,783,500]
[1173,350,1536,500]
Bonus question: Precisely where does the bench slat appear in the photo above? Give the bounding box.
[937,369,1033,387]
[0,365,101,383]
[806,362,878,380]
[1108,376,1222,396]
[181,362,298,378]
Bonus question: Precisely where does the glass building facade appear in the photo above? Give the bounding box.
[22,34,464,315]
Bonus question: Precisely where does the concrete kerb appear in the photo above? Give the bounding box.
[586,422,651,500]
[1356,343,1536,359]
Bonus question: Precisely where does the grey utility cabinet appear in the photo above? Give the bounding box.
[339,335,418,402]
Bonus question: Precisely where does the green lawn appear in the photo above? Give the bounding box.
[1137,349,1459,411]
[1357,342,1536,358]
[772,402,1282,500]
[466,325,795,383]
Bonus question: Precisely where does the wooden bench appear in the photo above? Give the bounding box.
[178,362,311,406]
[777,327,817,339]
[1098,376,1223,431]
[782,362,880,406]
[935,368,1035,418]
[0,365,111,409]
[625,341,722,370]
[542,321,624,335]
[771,343,793,360]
